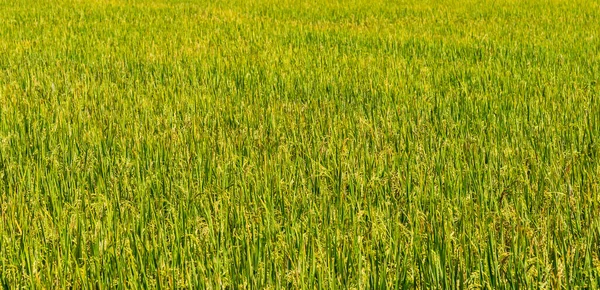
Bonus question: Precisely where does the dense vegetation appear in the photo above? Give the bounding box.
[1,0,599,288]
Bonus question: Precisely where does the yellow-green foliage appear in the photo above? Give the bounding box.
[1,0,599,288]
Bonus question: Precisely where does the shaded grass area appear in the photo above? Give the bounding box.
[1,0,600,288]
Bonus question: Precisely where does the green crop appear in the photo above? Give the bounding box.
[1,0,599,288]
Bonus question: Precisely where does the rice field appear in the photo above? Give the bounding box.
[1,0,599,288]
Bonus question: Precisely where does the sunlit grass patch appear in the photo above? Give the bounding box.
[0,0,599,288]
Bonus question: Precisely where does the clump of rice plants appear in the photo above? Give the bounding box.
[1,0,599,288]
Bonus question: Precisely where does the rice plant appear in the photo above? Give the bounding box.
[0,0,599,288]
